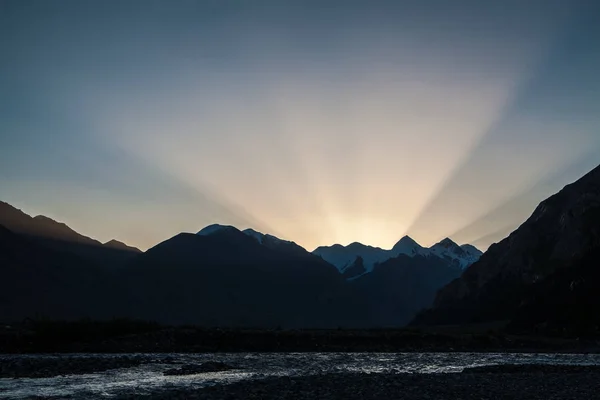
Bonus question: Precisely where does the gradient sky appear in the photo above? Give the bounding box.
[1,0,599,252]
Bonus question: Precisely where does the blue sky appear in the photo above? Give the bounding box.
[1,0,599,251]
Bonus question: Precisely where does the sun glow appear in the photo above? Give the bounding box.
[97,41,555,251]
[3,1,597,252]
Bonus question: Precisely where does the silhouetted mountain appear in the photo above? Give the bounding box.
[350,254,462,326]
[0,201,141,266]
[242,228,308,255]
[0,201,99,245]
[119,226,363,328]
[197,223,238,236]
[0,203,478,329]
[342,256,368,280]
[412,164,600,333]
[314,235,480,272]
[0,225,121,322]
[508,245,600,337]
[313,242,390,272]
[429,238,483,269]
[104,239,141,253]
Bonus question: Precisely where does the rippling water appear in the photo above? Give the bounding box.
[2,352,600,399]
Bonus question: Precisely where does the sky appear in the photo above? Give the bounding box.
[1,0,599,252]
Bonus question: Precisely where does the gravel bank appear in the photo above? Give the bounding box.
[116,370,600,400]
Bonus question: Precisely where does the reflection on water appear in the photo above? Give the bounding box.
[1,352,600,399]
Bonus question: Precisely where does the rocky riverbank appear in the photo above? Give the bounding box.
[115,368,600,400]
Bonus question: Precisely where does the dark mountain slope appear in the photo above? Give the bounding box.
[0,202,99,245]
[104,239,141,253]
[0,225,121,322]
[119,228,363,328]
[342,256,368,280]
[351,254,461,327]
[413,164,600,328]
[0,201,140,266]
[509,241,600,337]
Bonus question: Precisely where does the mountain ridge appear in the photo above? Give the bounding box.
[313,235,482,273]
[412,163,600,331]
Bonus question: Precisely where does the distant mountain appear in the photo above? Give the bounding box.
[0,201,100,246]
[313,235,481,274]
[0,225,121,322]
[104,239,142,253]
[313,242,391,273]
[412,163,600,335]
[428,238,483,269]
[0,200,141,265]
[342,256,368,280]
[350,254,462,326]
[391,235,427,257]
[197,223,238,236]
[0,203,479,329]
[241,227,310,255]
[198,224,311,257]
[120,225,363,328]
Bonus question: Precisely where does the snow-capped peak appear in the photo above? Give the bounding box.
[391,235,425,257]
[434,237,460,249]
[313,242,390,273]
[242,228,292,245]
[429,238,481,269]
[313,236,482,273]
[197,224,237,236]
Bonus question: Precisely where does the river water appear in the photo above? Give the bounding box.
[2,352,600,399]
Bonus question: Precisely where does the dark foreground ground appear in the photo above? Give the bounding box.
[3,359,600,399]
[2,320,600,353]
[115,368,600,400]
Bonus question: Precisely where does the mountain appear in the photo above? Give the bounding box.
[313,242,391,273]
[342,256,368,280]
[412,163,600,333]
[428,238,483,269]
[104,239,142,253]
[241,228,309,256]
[199,225,311,256]
[0,203,478,329]
[0,225,121,322]
[197,223,238,236]
[350,254,462,326]
[391,235,427,257]
[120,225,363,328]
[0,201,100,246]
[0,201,141,265]
[313,235,481,273]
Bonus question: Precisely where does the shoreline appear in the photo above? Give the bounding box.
[3,356,600,399]
[113,369,600,400]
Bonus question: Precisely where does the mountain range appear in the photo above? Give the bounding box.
[0,202,474,327]
[313,236,482,277]
[0,201,141,267]
[1,162,599,334]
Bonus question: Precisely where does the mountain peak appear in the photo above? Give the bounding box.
[104,239,142,253]
[391,235,424,257]
[393,235,420,247]
[197,224,238,236]
[347,241,367,249]
[434,237,459,248]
